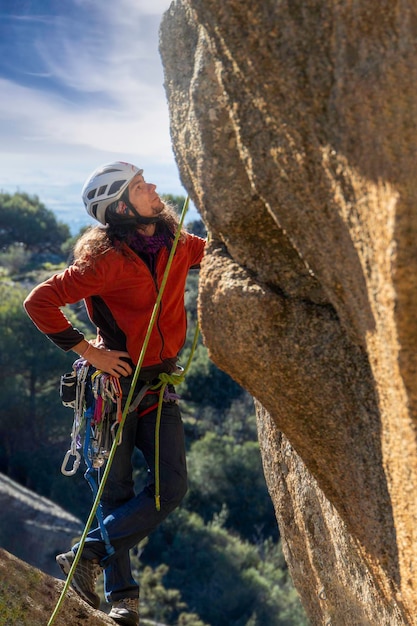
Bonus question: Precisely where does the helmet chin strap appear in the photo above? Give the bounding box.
[122,191,161,225]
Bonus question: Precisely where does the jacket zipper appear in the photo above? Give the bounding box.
[129,245,167,362]
[155,250,166,361]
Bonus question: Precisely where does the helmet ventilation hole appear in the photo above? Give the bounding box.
[108,180,125,195]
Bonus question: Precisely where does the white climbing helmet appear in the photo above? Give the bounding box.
[81,161,143,225]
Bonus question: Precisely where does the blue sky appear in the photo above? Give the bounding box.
[0,0,195,232]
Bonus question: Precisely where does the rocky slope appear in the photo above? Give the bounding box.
[0,474,108,623]
[0,548,115,625]
[0,472,83,576]
[0,476,169,623]
[160,1,417,624]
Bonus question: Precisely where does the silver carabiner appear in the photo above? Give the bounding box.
[61,449,81,476]
[111,420,123,446]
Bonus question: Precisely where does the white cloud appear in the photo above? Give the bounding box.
[3,1,175,158]
[35,1,171,94]
[0,77,172,158]
[75,0,173,18]
[0,0,193,229]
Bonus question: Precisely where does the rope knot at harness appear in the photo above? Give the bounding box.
[154,367,186,390]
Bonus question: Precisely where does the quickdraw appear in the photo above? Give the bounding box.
[60,362,89,476]
[90,369,123,465]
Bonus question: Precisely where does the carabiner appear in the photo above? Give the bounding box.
[61,449,81,476]
[111,420,123,445]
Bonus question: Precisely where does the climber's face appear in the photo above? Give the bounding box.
[126,173,164,218]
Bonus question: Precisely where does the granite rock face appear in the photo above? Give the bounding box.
[160,2,417,624]
[0,549,115,625]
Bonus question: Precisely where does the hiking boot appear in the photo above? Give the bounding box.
[109,597,139,625]
[56,550,102,609]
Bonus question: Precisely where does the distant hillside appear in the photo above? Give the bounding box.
[0,473,82,577]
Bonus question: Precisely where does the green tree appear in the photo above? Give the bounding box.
[161,194,187,214]
[0,243,31,275]
[160,194,206,237]
[0,192,70,253]
[139,563,187,622]
[61,225,91,260]
[186,219,207,238]
[185,432,278,542]
[143,510,307,626]
[0,279,93,514]
[181,344,243,410]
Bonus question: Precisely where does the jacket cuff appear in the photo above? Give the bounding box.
[46,327,85,351]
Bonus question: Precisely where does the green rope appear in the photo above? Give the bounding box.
[151,319,200,510]
[48,196,190,625]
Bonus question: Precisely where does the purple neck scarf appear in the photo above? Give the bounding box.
[128,230,171,255]
[127,229,173,274]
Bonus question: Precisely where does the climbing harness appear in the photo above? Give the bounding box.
[49,196,195,625]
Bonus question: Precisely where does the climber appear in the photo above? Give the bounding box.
[24,161,206,626]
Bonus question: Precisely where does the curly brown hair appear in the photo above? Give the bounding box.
[73,202,187,269]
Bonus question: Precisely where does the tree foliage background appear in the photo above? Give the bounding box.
[0,192,307,626]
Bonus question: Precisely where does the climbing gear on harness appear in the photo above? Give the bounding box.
[59,370,77,407]
[59,360,154,557]
[48,196,192,626]
[60,363,87,476]
[60,361,119,556]
[60,363,151,475]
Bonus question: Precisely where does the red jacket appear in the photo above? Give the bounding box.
[24,233,205,368]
